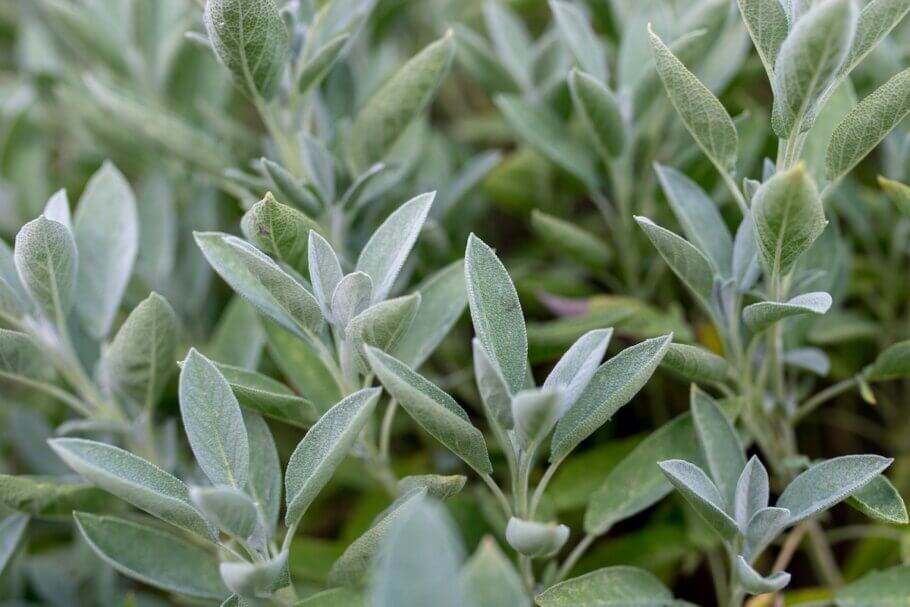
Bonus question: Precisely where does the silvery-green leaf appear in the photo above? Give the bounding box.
[285,388,380,526]
[453,24,522,94]
[101,292,178,412]
[552,334,672,462]
[300,134,335,204]
[771,0,857,136]
[460,537,528,607]
[213,362,317,428]
[0,277,23,323]
[0,238,29,310]
[179,349,249,488]
[495,95,600,189]
[241,193,320,274]
[551,2,607,83]
[366,346,492,474]
[356,192,434,303]
[203,0,289,99]
[530,209,611,272]
[536,566,691,607]
[369,498,463,607]
[743,506,790,558]
[743,291,832,333]
[196,231,324,338]
[648,25,738,172]
[512,388,564,450]
[826,68,910,182]
[835,565,910,607]
[865,340,910,381]
[347,294,420,359]
[505,517,569,558]
[340,162,388,212]
[14,215,77,323]
[735,556,791,595]
[465,233,527,394]
[840,0,910,77]
[331,272,372,331]
[261,157,321,216]
[691,387,745,506]
[846,474,909,524]
[483,1,533,90]
[189,486,258,540]
[308,231,343,322]
[734,456,770,532]
[220,550,287,599]
[73,162,138,338]
[262,319,342,412]
[48,438,214,539]
[655,164,733,277]
[208,297,266,370]
[543,329,611,414]
[296,588,364,606]
[658,459,738,540]
[0,475,111,519]
[327,487,428,586]
[397,475,466,500]
[298,33,349,95]
[732,212,761,292]
[393,260,466,368]
[0,329,49,381]
[635,216,715,312]
[43,189,72,232]
[347,33,454,174]
[751,163,826,277]
[739,0,789,76]
[0,513,28,575]
[472,337,514,430]
[661,343,729,384]
[75,512,228,599]
[777,454,893,524]
[244,412,282,532]
[784,347,831,375]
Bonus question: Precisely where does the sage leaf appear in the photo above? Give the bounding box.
[300,134,335,204]
[261,157,322,216]
[465,233,528,394]
[397,475,466,500]
[189,485,258,540]
[734,456,770,532]
[196,231,324,338]
[835,564,910,607]
[537,566,691,607]
[751,163,826,277]
[826,68,910,182]
[691,388,745,506]
[777,454,894,524]
[220,549,288,599]
[73,161,138,338]
[393,260,467,368]
[331,272,372,331]
[661,343,729,384]
[635,216,715,312]
[505,517,569,558]
[203,0,289,99]
[732,212,761,292]
[179,349,249,488]
[74,512,228,599]
[43,189,72,232]
[48,438,214,539]
[241,193,320,274]
[14,215,77,323]
[658,459,738,540]
[482,1,533,90]
[346,293,420,356]
[648,25,738,172]
[771,0,857,137]
[734,556,791,594]
[847,474,908,524]
[543,328,612,414]
[214,362,318,428]
[460,537,527,607]
[655,164,733,277]
[328,488,428,586]
[355,192,434,304]
[841,0,910,77]
[0,329,50,381]
[530,209,611,272]
[737,0,789,79]
[244,411,282,532]
[296,588,365,606]
[743,291,832,333]
[347,33,454,174]
[366,346,492,474]
[298,33,350,95]
[308,231,343,322]
[0,475,111,519]
[369,499,463,607]
[285,388,381,527]
[743,506,790,559]
[263,319,342,411]
[100,292,178,413]
[473,337,514,430]
[552,334,672,461]
[512,388,563,450]
[551,2,607,83]
[0,513,28,575]
[865,340,910,381]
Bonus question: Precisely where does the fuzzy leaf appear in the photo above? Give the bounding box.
[734,456,770,532]
[847,474,909,524]
[331,272,372,331]
[460,537,527,607]
[298,33,350,94]
[512,389,563,450]
[537,566,690,606]
[744,506,790,559]
[865,340,910,381]
[743,291,832,333]
[841,0,910,77]
[544,328,612,414]
[473,337,514,430]
[735,556,791,595]
[635,217,714,311]
[14,215,77,322]
[691,388,745,507]
[190,486,258,540]
[397,475,466,500]
[308,231,343,322]
[0,475,111,519]
[835,565,910,607]
[214,362,318,428]
[0,513,28,575]
[347,294,420,357]
[661,343,729,384]
[737,0,789,79]
[659,459,738,540]
[530,209,611,272]
[241,193,320,274]
[505,517,569,558]
[244,412,282,532]
[551,2,606,83]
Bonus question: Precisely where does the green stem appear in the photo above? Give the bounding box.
[379,398,398,462]
[480,473,513,519]
[793,377,858,423]
[555,533,595,582]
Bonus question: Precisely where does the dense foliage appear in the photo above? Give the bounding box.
[1,0,910,605]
